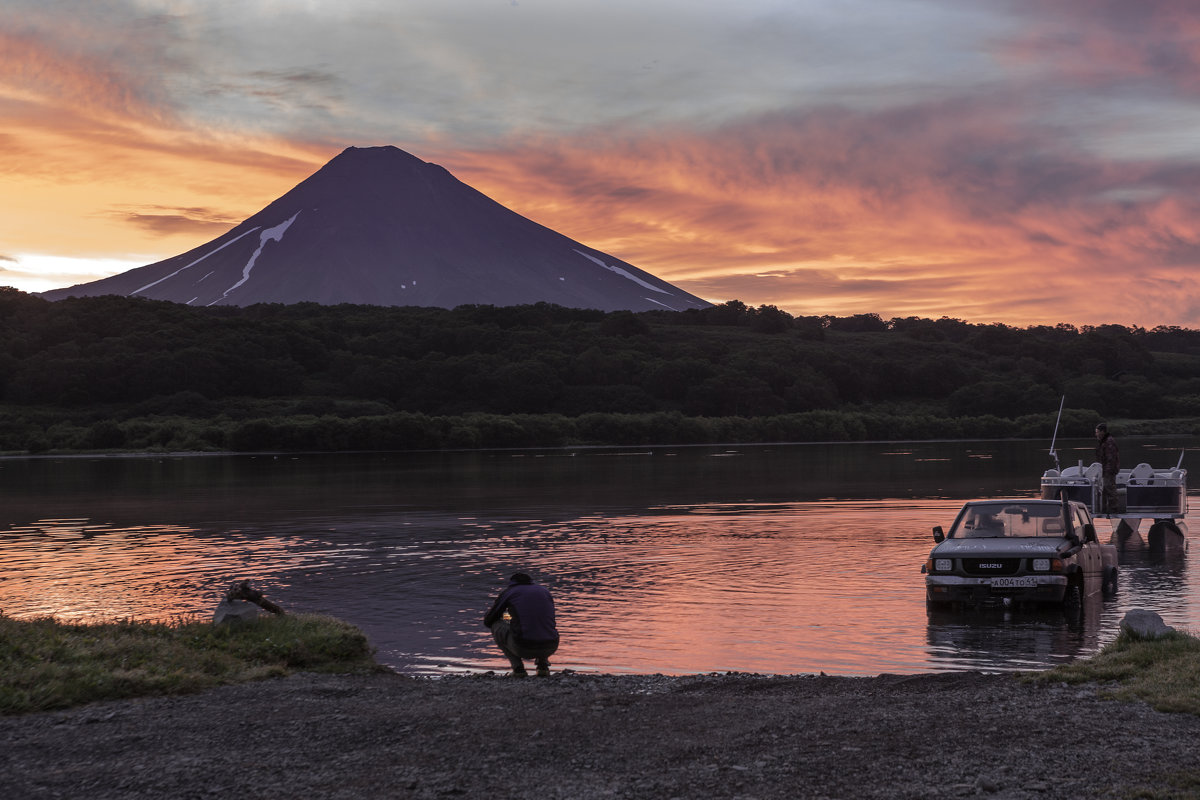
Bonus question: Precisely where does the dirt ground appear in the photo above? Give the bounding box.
[2,669,1199,800]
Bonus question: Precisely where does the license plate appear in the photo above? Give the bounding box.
[989,577,1037,588]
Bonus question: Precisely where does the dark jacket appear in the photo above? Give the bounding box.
[483,578,559,647]
[1096,433,1120,478]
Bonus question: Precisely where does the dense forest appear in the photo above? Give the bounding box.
[2,286,1200,454]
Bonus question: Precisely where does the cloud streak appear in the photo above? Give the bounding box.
[119,207,245,237]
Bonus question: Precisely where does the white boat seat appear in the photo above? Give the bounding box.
[1129,463,1155,484]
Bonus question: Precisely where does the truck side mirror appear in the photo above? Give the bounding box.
[933,525,945,543]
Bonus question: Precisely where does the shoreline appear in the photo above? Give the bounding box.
[0,428,1192,461]
[3,669,1200,799]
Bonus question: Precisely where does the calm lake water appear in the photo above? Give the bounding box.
[2,438,1196,676]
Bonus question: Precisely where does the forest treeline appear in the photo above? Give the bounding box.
[2,287,1200,453]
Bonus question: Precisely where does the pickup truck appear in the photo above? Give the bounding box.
[924,498,1118,612]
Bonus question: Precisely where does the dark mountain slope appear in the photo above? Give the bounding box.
[42,145,710,312]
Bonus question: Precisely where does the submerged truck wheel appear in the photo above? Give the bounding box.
[925,592,952,613]
[1102,566,1119,596]
[1063,583,1083,620]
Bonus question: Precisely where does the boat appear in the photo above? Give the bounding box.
[1038,398,1188,549]
[1040,459,1187,543]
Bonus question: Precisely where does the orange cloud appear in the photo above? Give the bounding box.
[431,101,1200,327]
[0,15,339,260]
[0,28,334,270]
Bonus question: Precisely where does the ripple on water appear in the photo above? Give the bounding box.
[3,490,1196,675]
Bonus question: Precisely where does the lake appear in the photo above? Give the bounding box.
[1,437,1196,676]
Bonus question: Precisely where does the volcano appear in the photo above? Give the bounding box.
[41,146,710,312]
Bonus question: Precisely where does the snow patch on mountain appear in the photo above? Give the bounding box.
[212,212,300,304]
[132,226,261,296]
[573,249,672,295]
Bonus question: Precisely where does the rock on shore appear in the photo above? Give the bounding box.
[2,670,1199,799]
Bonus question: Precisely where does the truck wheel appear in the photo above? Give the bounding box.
[1102,566,1119,596]
[1063,583,1083,619]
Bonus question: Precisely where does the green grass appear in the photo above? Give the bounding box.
[0,612,383,715]
[1121,771,1200,800]
[1024,632,1200,799]
[1028,629,1200,715]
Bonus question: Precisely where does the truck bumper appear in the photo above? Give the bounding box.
[926,575,1068,606]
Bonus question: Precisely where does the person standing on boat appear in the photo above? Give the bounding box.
[1095,422,1120,513]
[484,572,559,677]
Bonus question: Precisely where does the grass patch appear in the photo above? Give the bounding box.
[0,612,382,715]
[1121,770,1200,800]
[1027,629,1200,715]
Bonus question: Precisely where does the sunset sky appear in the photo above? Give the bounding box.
[5,0,1200,328]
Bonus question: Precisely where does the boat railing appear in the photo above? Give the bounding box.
[1041,462,1188,520]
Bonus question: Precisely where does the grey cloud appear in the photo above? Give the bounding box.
[103,2,1004,144]
[249,69,340,87]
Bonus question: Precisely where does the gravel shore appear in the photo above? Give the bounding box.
[2,669,1199,799]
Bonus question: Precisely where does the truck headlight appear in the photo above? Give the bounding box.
[934,558,952,572]
[1032,558,1050,571]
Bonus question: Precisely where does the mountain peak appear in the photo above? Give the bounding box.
[41,146,711,312]
[332,144,425,165]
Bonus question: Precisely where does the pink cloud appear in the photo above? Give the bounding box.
[1001,0,1200,93]
[0,25,174,125]
[434,98,1200,327]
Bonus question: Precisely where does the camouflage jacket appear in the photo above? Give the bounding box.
[1096,434,1119,477]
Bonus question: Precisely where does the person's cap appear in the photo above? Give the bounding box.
[1095,422,1107,432]
[510,572,533,584]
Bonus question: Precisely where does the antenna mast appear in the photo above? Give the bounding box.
[1049,395,1065,473]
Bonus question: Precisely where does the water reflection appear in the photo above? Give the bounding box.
[0,517,316,622]
[0,443,1197,676]
[925,596,1107,671]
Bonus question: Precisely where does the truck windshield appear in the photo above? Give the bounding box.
[951,502,1069,538]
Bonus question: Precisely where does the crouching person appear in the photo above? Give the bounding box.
[483,572,559,677]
